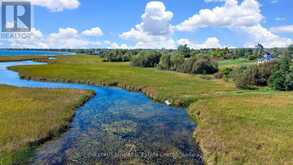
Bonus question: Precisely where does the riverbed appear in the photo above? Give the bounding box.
[0,61,202,164]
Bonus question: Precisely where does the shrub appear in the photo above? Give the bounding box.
[130,51,161,67]
[177,57,197,73]
[214,72,224,79]
[232,62,277,89]
[223,68,233,80]
[177,44,191,58]
[191,58,218,74]
[170,53,185,71]
[269,53,293,91]
[248,55,258,61]
[104,54,130,62]
[158,54,171,70]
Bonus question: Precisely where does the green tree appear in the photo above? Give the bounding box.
[170,53,185,71]
[177,44,191,58]
[158,54,171,70]
[269,52,293,91]
[288,44,293,58]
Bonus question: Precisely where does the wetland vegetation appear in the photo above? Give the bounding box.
[2,45,293,164]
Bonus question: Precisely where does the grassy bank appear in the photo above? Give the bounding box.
[0,56,50,62]
[9,55,235,106]
[7,55,293,164]
[189,94,293,164]
[0,85,93,165]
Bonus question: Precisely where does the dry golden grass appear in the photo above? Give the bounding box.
[0,85,93,165]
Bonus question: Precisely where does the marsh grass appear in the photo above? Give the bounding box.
[5,55,293,164]
[0,85,93,165]
[9,55,235,106]
[0,56,50,62]
[189,94,293,164]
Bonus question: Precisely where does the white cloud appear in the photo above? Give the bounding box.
[176,0,292,48]
[270,25,293,33]
[30,0,80,12]
[104,41,128,49]
[10,27,102,49]
[82,27,103,37]
[10,28,49,48]
[244,25,292,48]
[120,1,176,49]
[177,0,263,31]
[177,37,222,49]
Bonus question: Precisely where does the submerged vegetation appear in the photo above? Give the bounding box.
[0,85,92,165]
[2,44,293,164]
[8,53,293,164]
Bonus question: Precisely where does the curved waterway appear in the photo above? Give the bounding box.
[0,61,203,165]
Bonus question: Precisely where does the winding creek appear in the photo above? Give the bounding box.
[0,61,203,164]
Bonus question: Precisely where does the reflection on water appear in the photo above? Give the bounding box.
[0,61,203,164]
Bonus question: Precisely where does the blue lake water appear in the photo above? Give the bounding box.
[0,50,72,56]
[0,61,202,164]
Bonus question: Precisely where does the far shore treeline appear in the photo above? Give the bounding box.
[73,44,293,92]
[4,44,293,91]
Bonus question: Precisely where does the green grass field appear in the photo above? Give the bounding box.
[0,85,92,165]
[5,55,293,164]
[10,55,235,106]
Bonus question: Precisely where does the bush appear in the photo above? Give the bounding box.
[232,62,277,89]
[170,53,185,71]
[269,53,293,91]
[248,55,258,61]
[214,72,224,79]
[104,53,130,62]
[177,57,197,73]
[158,54,171,70]
[223,68,233,80]
[130,51,161,67]
[191,58,218,74]
[177,44,191,58]
[158,53,185,71]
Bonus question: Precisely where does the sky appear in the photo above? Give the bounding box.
[3,0,293,49]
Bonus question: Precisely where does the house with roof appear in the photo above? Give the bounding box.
[257,52,274,64]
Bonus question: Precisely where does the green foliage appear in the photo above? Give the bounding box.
[269,53,293,91]
[248,54,258,61]
[177,44,191,58]
[170,53,185,71]
[102,49,141,62]
[158,54,171,70]
[130,51,161,67]
[177,57,198,73]
[191,58,219,74]
[288,44,293,58]
[223,67,233,80]
[232,62,276,89]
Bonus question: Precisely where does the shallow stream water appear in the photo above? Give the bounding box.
[0,61,203,165]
